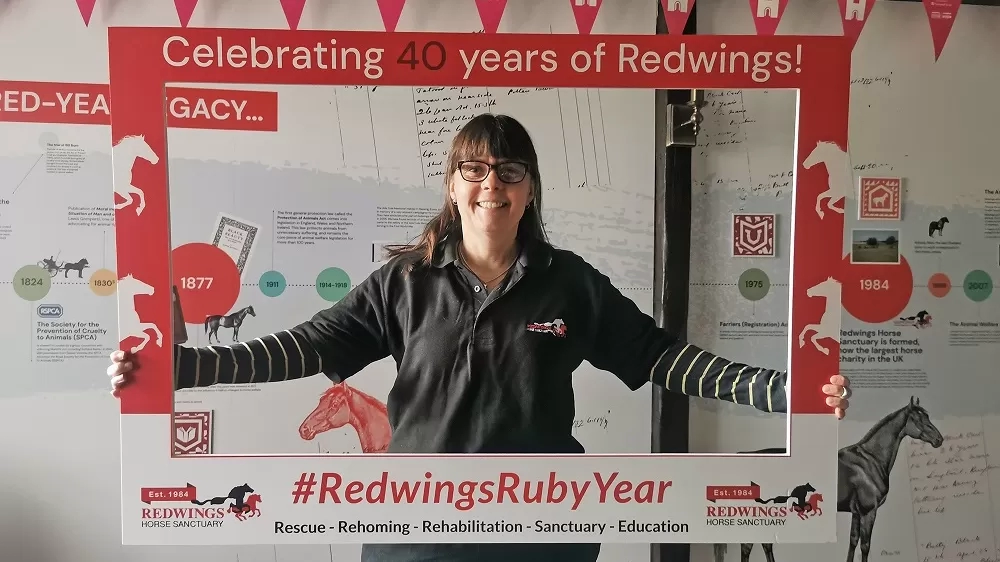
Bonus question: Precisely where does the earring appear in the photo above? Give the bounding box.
[452,200,457,205]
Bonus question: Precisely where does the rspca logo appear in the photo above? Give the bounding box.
[37,304,64,318]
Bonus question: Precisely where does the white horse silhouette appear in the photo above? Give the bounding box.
[118,273,163,353]
[802,140,851,220]
[798,276,842,355]
[112,134,159,216]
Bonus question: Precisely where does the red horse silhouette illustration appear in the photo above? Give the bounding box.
[229,493,262,521]
[298,382,392,453]
[793,492,823,520]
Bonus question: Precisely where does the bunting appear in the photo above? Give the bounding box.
[375,0,406,32]
[75,0,97,26]
[174,0,199,27]
[660,0,694,34]
[747,0,788,35]
[922,0,961,61]
[569,0,602,35]
[61,0,956,64]
[475,0,508,33]
[837,0,875,50]
[278,0,307,30]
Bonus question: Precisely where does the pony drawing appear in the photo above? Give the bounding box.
[802,140,851,219]
[299,382,392,453]
[117,274,162,354]
[713,397,944,562]
[798,276,841,355]
[112,134,159,216]
[61,258,89,278]
[928,217,949,237]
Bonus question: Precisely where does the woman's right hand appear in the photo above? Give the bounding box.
[107,350,135,398]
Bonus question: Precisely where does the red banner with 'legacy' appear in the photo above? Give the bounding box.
[0,81,277,131]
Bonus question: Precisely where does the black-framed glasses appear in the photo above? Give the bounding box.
[458,160,529,184]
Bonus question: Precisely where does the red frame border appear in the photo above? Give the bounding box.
[109,27,850,448]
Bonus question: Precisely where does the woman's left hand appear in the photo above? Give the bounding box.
[822,374,851,419]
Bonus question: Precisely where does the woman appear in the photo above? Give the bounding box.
[108,113,850,562]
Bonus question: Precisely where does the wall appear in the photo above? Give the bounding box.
[4,0,996,561]
[0,1,659,561]
[689,2,1000,562]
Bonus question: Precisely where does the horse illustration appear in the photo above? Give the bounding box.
[928,217,949,237]
[802,140,851,219]
[798,276,841,355]
[897,310,932,329]
[229,493,262,521]
[793,492,823,520]
[205,305,255,343]
[191,483,254,510]
[755,482,815,510]
[112,134,159,216]
[117,274,162,354]
[62,258,89,278]
[713,396,943,562]
[299,382,392,453]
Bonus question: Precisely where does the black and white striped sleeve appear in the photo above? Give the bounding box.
[583,262,787,414]
[649,343,788,414]
[173,330,324,390]
[173,268,391,390]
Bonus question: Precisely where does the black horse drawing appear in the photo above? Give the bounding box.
[204,305,256,343]
[713,396,944,562]
[62,258,89,278]
[928,217,949,237]
[898,310,932,329]
[190,483,255,510]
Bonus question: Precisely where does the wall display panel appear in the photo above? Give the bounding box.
[688,2,1000,562]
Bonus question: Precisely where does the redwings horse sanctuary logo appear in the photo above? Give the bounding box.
[705,481,823,527]
[139,482,263,528]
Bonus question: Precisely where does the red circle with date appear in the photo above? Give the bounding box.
[171,243,241,323]
[927,272,951,298]
[840,254,913,324]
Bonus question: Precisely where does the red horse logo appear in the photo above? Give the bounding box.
[228,493,262,521]
[526,318,567,338]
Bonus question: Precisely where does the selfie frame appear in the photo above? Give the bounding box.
[110,27,850,546]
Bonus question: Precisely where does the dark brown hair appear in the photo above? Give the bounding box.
[383,113,549,267]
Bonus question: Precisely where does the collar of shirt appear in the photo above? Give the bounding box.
[429,231,554,271]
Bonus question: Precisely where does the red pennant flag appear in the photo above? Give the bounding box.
[922,0,961,61]
[376,0,406,32]
[748,0,788,35]
[279,0,307,30]
[569,0,602,34]
[174,0,199,27]
[661,0,694,34]
[475,0,508,33]
[837,0,875,50]
[76,0,97,26]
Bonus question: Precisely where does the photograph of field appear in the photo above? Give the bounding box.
[850,228,900,264]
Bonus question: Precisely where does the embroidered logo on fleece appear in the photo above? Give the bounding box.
[526,318,567,338]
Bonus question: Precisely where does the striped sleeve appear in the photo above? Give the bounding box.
[173,330,324,390]
[649,343,788,414]
[581,260,788,415]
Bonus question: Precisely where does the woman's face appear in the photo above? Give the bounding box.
[449,156,533,240]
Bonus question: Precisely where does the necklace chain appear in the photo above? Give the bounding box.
[458,246,517,286]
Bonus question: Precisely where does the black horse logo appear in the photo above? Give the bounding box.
[755,482,816,511]
[190,483,255,510]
